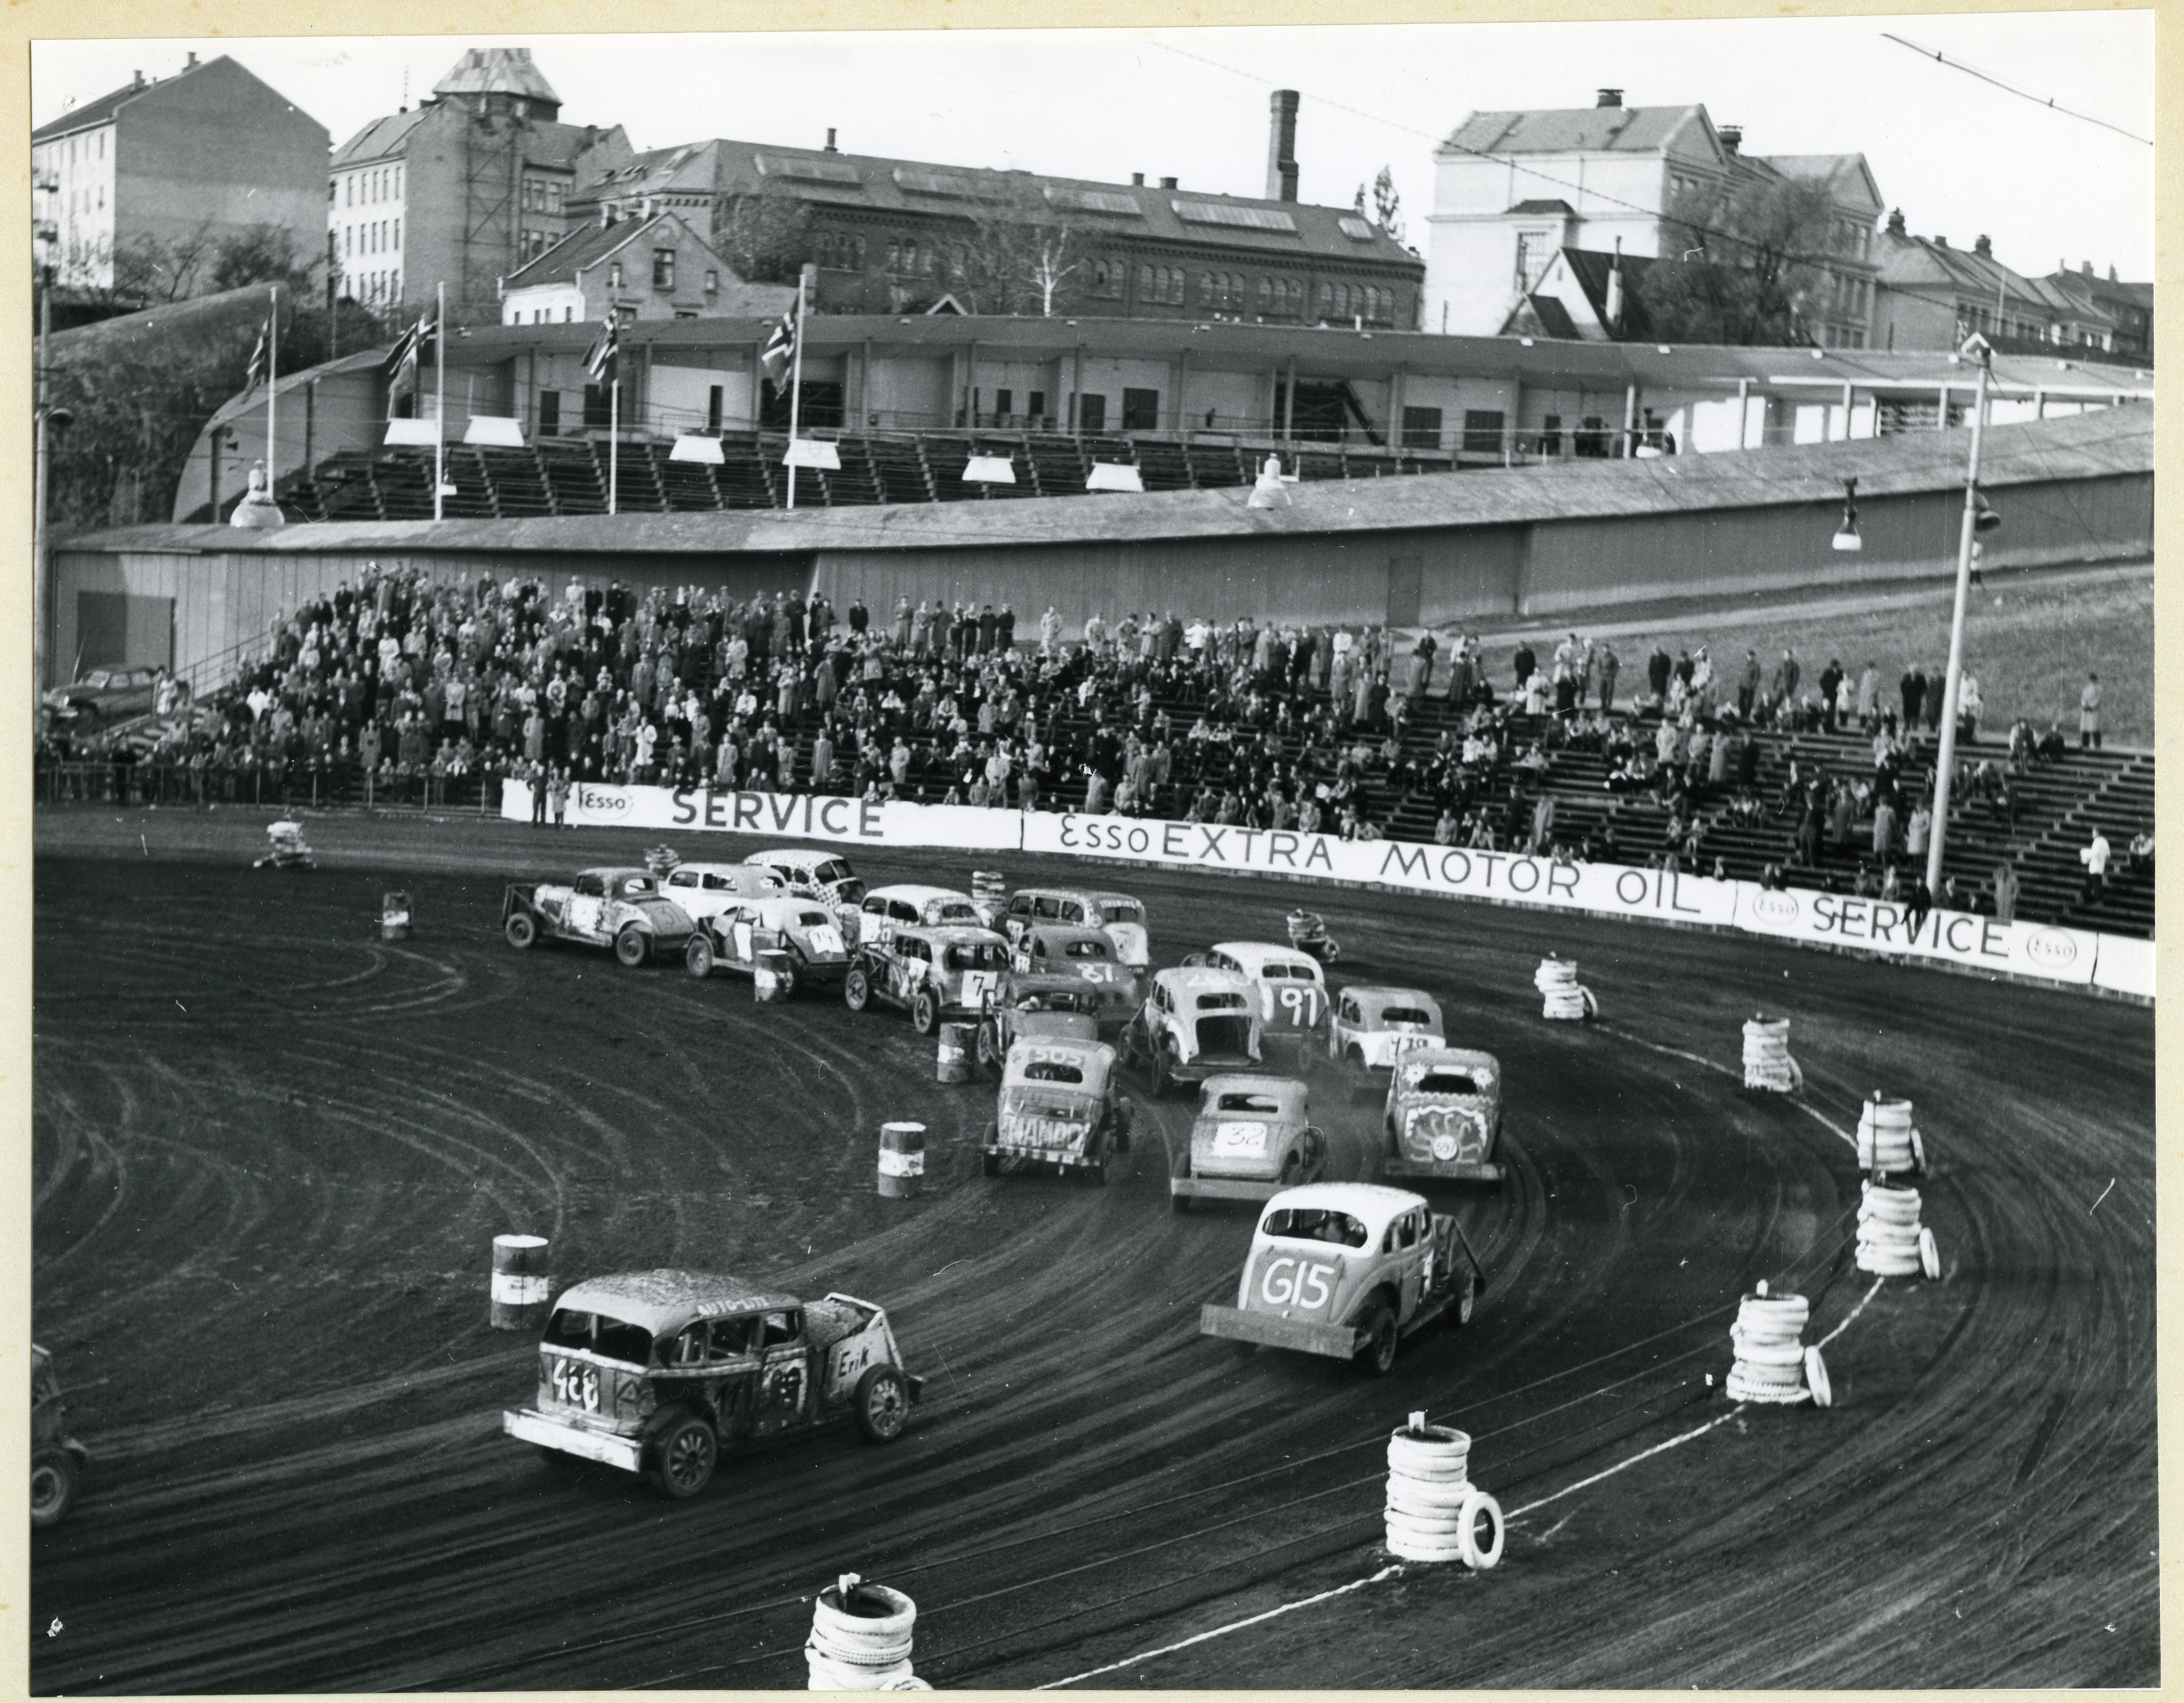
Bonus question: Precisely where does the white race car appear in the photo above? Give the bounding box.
[661,860,786,925]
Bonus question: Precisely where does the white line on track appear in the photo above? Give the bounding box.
[1817,1276,1888,1347]
[1591,1022,1858,1150]
[1502,1406,1746,1522]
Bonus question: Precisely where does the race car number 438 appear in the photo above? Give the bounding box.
[1259,1257,1335,1309]
[551,1359,601,1411]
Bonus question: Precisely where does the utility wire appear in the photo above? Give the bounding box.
[1882,33,2152,147]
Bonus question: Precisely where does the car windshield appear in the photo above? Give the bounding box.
[1382,1007,1436,1027]
[614,875,659,899]
[543,1307,655,1366]
[798,910,832,928]
[1196,992,1246,1010]
[946,942,1007,970]
[1101,901,1144,924]
[1409,1068,1489,1095]
[1063,939,1109,958]
[932,902,979,923]
[1261,1207,1369,1247]
[814,860,853,885]
[1213,1091,1282,1114]
[1022,1060,1085,1083]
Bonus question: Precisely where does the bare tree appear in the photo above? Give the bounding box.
[714,186,815,287]
[1642,172,1838,345]
[959,180,1085,315]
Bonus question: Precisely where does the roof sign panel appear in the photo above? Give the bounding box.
[1047,187,1143,216]
[1173,201,1299,233]
[754,154,862,185]
[1338,215,1379,241]
[895,167,973,197]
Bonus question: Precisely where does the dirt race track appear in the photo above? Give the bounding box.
[31,806,2157,1691]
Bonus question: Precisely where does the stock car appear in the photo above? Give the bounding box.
[998,887,1152,974]
[41,664,164,727]
[685,896,852,992]
[982,1035,1135,1182]
[1198,1183,1483,1375]
[1122,965,1264,1097]
[844,922,1011,1033]
[502,868,698,967]
[1009,924,1137,1015]
[660,860,786,923]
[1329,988,1447,1081]
[856,883,984,946]
[973,972,1114,1072]
[743,847,865,919]
[1170,1075,1327,1213]
[1191,942,1331,1047]
[32,1344,90,1528]
[502,1270,923,1499]
[1382,1047,1506,1185]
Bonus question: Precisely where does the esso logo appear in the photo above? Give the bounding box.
[577,788,629,814]
[1258,1256,1335,1311]
[2025,929,2079,967]
[1752,891,1800,926]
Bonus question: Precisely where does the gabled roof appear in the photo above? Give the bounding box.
[504,215,664,289]
[1443,104,1711,158]
[433,46,560,107]
[1559,247,1657,339]
[1512,293,1582,340]
[331,107,430,169]
[1877,231,2044,309]
[334,107,628,173]
[32,54,293,143]
[1756,152,1884,214]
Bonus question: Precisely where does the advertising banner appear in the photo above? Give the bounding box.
[2091,934,2155,999]
[504,780,1022,850]
[1732,881,2101,986]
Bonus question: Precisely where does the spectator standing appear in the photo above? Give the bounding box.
[1992,860,2020,924]
[1857,660,1880,728]
[1818,659,1843,731]
[1647,643,1672,705]
[2079,828,2111,904]
[2079,672,2103,749]
[1925,664,1945,733]
[1738,649,1761,719]
[1872,794,1897,860]
[1901,664,1926,730]
[1597,643,1619,713]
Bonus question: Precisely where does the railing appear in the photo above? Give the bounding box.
[35,759,511,815]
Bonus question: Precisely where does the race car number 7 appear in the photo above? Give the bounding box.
[1260,1257,1334,1309]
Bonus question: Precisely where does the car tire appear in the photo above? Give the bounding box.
[1153,1041,1178,1099]
[775,956,799,1000]
[1114,1105,1133,1154]
[976,1023,1003,1078]
[1170,1189,1191,1214]
[1280,1152,1302,1186]
[911,989,939,1035]
[614,926,649,969]
[854,1365,911,1443]
[651,1414,717,1499]
[982,1150,1000,1177]
[30,1451,78,1529]
[1355,1300,1399,1376]
[844,966,872,1012]
[685,935,715,979]
[504,912,538,951]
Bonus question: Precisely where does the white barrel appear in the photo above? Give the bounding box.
[809,1575,918,1690]
[936,1023,974,1085]
[490,1233,550,1330]
[1741,1016,1800,1091]
[381,889,412,942]
[754,949,791,1004]
[878,1122,926,1200]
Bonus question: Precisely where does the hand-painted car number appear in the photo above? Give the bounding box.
[1259,1257,1335,1310]
[551,1358,601,1412]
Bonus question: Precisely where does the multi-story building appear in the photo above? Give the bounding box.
[31,52,328,294]
[1427,90,1882,347]
[2043,262,2151,363]
[562,91,1424,328]
[1870,214,2120,357]
[500,210,791,328]
[328,47,631,323]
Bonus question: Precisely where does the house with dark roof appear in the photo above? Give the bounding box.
[1501,247,1658,343]
[1870,212,2103,356]
[501,210,793,328]
[328,47,632,323]
[2043,262,2151,362]
[1427,89,1882,348]
[31,52,328,296]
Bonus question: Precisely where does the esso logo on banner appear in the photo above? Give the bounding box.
[1752,891,1801,926]
[2024,929,2080,968]
[577,788,630,814]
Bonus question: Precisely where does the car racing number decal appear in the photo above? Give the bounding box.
[1258,1257,1336,1312]
[959,969,998,1007]
[1273,985,1322,1027]
[1214,1121,1267,1154]
[827,1335,874,1399]
[550,1358,601,1412]
[807,925,844,956]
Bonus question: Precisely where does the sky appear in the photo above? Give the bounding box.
[30,12,2156,280]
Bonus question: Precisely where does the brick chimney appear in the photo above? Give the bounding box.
[2109,265,2119,281]
[1718,124,1741,154]
[132,69,144,88]
[1596,88,1623,107]
[1266,90,1299,202]
[2082,260,2094,275]
[1159,176,1178,190]
[1935,235,1949,248]
[1886,208,1906,237]
[824,127,837,152]
[1132,172,1144,186]
[1974,234,1992,258]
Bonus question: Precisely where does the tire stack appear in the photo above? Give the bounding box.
[1856,1095,1927,1176]
[1856,1181,1941,1280]
[1533,956,1597,1020]
[1741,1016,1803,1091]
[806,1575,929,1690]
[1383,1414,1504,1570]
[1727,1286,1830,1406]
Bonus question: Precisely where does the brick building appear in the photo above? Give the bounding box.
[328,48,631,323]
[31,53,328,294]
[500,210,793,332]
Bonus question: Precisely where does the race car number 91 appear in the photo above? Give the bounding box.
[1274,986,1321,1026]
[1259,1257,1335,1310]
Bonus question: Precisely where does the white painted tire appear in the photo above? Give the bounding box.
[1804,1345,1832,1407]
[1919,1226,1941,1280]
[1739,1294,1809,1323]
[1386,1478,1472,1517]
[814,1583,917,1643]
[1728,1338,1806,1368]
[1385,1528,1468,1563]
[1456,1489,1505,1570]
[1862,1188,1921,1225]
[1855,1247,1922,1276]
[807,1648,915,1690]
[1388,1425,1472,1478]
[1911,1128,1928,1174]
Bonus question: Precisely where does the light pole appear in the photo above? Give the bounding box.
[1924,333,1997,900]
[33,244,56,702]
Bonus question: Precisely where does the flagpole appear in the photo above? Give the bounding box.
[267,285,278,508]
[609,372,620,516]
[786,267,807,512]
[433,281,446,522]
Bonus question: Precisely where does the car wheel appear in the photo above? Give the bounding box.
[685,935,715,979]
[1114,1105,1133,1154]
[30,1451,77,1528]
[614,926,649,969]
[1304,1129,1328,1185]
[1356,1301,1399,1375]
[854,1365,911,1443]
[844,966,872,1012]
[1088,1139,1110,1186]
[651,1414,717,1499]
[976,1023,1003,1078]
[982,1149,1000,1177]
[1280,1152,1302,1186]
[504,912,538,951]
[911,989,940,1036]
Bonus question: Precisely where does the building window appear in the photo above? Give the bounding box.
[1122,387,1159,431]
[609,261,623,289]
[1515,230,1553,291]
[1401,406,1443,449]
[1462,410,1506,453]
[538,390,561,436]
[653,248,675,289]
[708,385,723,433]
[705,270,719,294]
[1077,393,1106,431]
[583,383,610,428]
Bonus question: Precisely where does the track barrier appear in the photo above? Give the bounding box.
[380,889,412,941]
[878,1122,926,1200]
[1856,1181,1941,1280]
[1384,1411,1503,1569]
[936,1023,974,1085]
[754,948,791,1004]
[490,1233,551,1330]
[1533,956,1597,1021]
[806,1573,928,1690]
[1856,1094,1927,1177]
[1741,1016,1803,1092]
[1727,1283,1828,1406]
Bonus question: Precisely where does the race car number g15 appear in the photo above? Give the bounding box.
[1259,1257,1336,1310]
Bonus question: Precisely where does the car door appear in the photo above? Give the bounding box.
[891,936,930,1001]
[1004,893,1036,944]
[752,1309,812,1436]
[1390,1209,1425,1319]
[567,875,606,938]
[706,1315,764,1439]
[665,867,709,922]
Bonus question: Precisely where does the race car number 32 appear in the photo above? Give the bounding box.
[1260,1257,1335,1310]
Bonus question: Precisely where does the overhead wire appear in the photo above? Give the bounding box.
[1880,33,2152,147]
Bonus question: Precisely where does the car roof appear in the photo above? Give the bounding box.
[1006,1035,1114,1068]
[674,860,777,878]
[1399,1046,1501,1073]
[579,867,657,881]
[1015,886,1138,904]
[1200,1073,1306,1107]
[903,923,1009,946]
[1025,923,1112,945]
[1159,965,1254,991]
[1343,986,1443,1014]
[1259,1182,1425,1232]
[1212,941,1323,974]
[745,847,844,869]
[554,1268,801,1335]
[1004,970,1106,995]
[869,883,974,904]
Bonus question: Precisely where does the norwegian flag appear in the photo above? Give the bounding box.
[759,301,799,389]
[383,310,435,408]
[245,319,271,390]
[583,312,620,383]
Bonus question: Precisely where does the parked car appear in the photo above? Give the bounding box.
[982,1035,1134,1182]
[743,847,865,918]
[1171,1074,1327,1213]
[1198,1183,1483,1375]
[31,1344,90,1528]
[854,883,984,946]
[1329,987,1447,1086]
[1121,965,1264,1097]
[844,922,1011,1033]
[502,868,698,967]
[1382,1047,1506,1185]
[973,971,1106,1074]
[503,1269,923,1499]
[660,860,786,924]
[685,896,852,991]
[41,664,164,726]
[1191,941,1331,1046]
[999,887,1151,973]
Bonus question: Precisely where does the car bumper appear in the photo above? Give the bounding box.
[1383,1156,1504,1183]
[1172,1174,1286,1202]
[504,1407,644,1471]
[1167,1053,1259,1084]
[989,1141,1099,1169]
[1199,1303,1360,1359]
